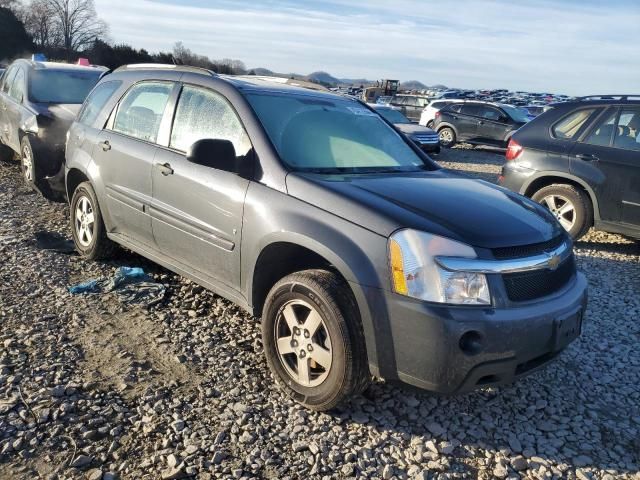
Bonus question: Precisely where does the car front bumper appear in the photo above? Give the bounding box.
[362,271,588,393]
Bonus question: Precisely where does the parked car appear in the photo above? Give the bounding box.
[419,99,464,128]
[66,64,587,411]
[524,105,546,117]
[500,95,640,240]
[0,59,106,197]
[372,105,440,153]
[434,101,529,148]
[389,94,430,122]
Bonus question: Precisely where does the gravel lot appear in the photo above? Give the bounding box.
[1,146,639,480]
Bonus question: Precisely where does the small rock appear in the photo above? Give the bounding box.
[70,454,92,469]
[211,450,227,465]
[510,455,528,471]
[493,464,508,479]
[425,440,439,455]
[383,464,393,479]
[86,469,103,480]
[572,455,593,468]
[160,466,185,480]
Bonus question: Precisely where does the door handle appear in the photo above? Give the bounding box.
[157,162,174,176]
[99,140,111,152]
[478,120,485,125]
[576,153,598,162]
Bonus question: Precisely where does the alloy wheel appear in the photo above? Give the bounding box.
[75,195,96,247]
[22,144,33,183]
[542,194,576,232]
[439,129,453,145]
[274,299,333,387]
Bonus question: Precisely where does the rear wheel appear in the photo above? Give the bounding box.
[262,269,370,411]
[426,120,434,129]
[532,184,593,240]
[438,127,456,147]
[70,182,116,260]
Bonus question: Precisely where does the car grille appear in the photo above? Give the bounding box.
[503,256,575,302]
[412,134,439,144]
[492,235,565,259]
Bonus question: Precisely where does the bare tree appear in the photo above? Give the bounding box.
[44,0,107,59]
[23,0,58,49]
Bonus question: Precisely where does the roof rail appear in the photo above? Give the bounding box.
[577,95,640,101]
[113,63,217,76]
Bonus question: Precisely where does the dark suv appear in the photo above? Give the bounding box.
[0,59,105,197]
[434,101,530,148]
[500,95,640,240]
[65,65,587,410]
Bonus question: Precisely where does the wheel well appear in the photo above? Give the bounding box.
[251,242,348,317]
[66,168,89,200]
[524,175,595,221]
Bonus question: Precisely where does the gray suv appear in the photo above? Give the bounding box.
[66,65,588,411]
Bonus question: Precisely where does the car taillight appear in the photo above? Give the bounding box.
[505,139,523,161]
[435,111,441,118]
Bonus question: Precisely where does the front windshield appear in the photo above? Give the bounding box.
[29,69,103,104]
[246,92,428,172]
[376,107,411,124]
[502,104,530,123]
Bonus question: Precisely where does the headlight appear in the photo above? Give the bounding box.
[389,230,491,305]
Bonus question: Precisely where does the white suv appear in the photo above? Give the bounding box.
[419,99,465,128]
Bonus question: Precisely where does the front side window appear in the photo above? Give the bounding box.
[170,85,252,156]
[8,68,24,102]
[112,82,173,143]
[28,69,103,104]
[78,81,122,127]
[583,109,617,147]
[613,108,640,151]
[479,106,502,121]
[246,93,431,172]
[552,108,596,139]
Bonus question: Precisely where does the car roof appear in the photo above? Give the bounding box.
[551,95,640,108]
[112,64,345,100]
[12,59,107,73]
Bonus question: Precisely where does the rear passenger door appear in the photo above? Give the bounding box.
[150,83,251,291]
[571,107,640,224]
[96,81,175,248]
[455,104,481,141]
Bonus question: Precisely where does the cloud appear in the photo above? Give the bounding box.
[94,0,640,94]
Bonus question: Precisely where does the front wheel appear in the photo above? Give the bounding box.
[532,184,593,240]
[20,136,37,189]
[261,270,370,411]
[438,127,456,147]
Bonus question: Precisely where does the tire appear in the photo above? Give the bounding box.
[438,127,456,147]
[70,181,116,260]
[261,269,370,411]
[532,184,593,240]
[20,136,39,190]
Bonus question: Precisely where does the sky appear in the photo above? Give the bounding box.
[94,0,640,95]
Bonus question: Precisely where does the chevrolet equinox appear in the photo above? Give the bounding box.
[65,65,588,411]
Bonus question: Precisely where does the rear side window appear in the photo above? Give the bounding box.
[583,110,617,147]
[112,82,173,143]
[170,85,252,156]
[78,81,122,127]
[552,109,595,139]
[461,104,481,116]
[613,107,640,151]
[449,104,463,113]
[431,101,444,109]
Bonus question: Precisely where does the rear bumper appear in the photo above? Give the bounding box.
[362,271,588,393]
[498,161,536,194]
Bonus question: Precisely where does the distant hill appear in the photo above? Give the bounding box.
[249,67,428,90]
[401,80,428,90]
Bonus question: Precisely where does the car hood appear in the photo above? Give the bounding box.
[286,170,562,248]
[394,123,437,135]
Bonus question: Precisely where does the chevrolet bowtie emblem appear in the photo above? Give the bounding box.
[547,253,561,270]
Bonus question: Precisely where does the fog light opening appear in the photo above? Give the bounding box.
[459,331,483,355]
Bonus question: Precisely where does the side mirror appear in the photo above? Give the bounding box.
[186,139,238,173]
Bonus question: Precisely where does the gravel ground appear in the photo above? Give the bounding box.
[0,147,639,480]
